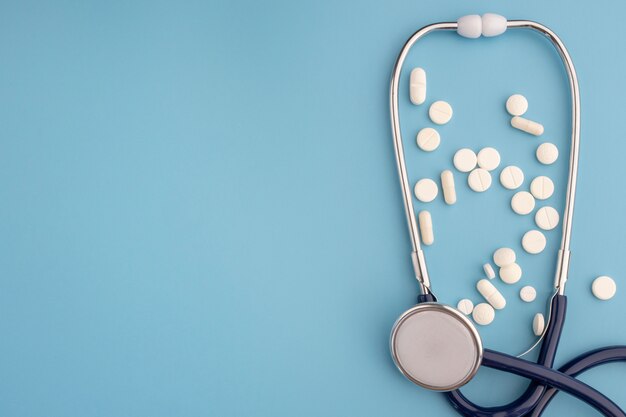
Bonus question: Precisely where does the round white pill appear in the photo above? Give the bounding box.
[500,166,524,190]
[511,191,536,215]
[499,263,522,284]
[522,230,547,254]
[520,286,537,302]
[477,147,501,171]
[483,263,496,279]
[457,299,474,315]
[535,206,560,230]
[416,127,440,152]
[530,176,555,200]
[429,100,453,125]
[592,276,617,301]
[506,94,528,116]
[414,179,438,202]
[467,168,492,192]
[453,148,477,172]
[493,247,516,267]
[533,313,545,336]
[472,303,495,326]
[536,143,559,165]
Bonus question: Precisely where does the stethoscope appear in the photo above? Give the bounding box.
[388,14,626,417]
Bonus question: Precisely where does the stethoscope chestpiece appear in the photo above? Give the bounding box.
[390,303,483,391]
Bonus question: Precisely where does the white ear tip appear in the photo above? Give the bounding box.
[482,13,507,37]
[457,15,482,39]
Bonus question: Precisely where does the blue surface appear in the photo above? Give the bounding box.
[0,1,625,416]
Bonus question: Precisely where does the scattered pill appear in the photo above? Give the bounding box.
[457,299,474,315]
[511,191,536,215]
[493,247,516,267]
[481,13,507,37]
[453,148,478,172]
[522,230,547,254]
[500,263,522,284]
[410,68,427,105]
[533,313,545,336]
[536,142,559,165]
[473,303,495,325]
[500,166,524,190]
[440,170,457,205]
[530,176,555,200]
[592,276,617,301]
[457,14,482,39]
[483,263,496,279]
[477,147,501,171]
[416,127,440,152]
[505,94,528,116]
[429,101,453,125]
[535,206,560,230]
[520,286,537,302]
[511,116,544,136]
[468,168,492,192]
[414,178,438,202]
[418,210,434,246]
[477,279,506,310]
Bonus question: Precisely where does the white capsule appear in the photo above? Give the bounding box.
[592,276,617,301]
[440,170,457,205]
[499,263,522,284]
[500,166,524,190]
[535,206,560,230]
[511,191,536,215]
[493,248,516,267]
[520,286,537,302]
[453,148,477,172]
[429,101,453,125]
[468,168,492,192]
[533,313,545,336]
[536,142,559,165]
[472,303,495,325]
[457,14,482,39]
[481,13,507,37]
[522,230,547,254]
[416,127,440,152]
[418,210,434,246]
[477,147,501,171]
[457,299,474,315]
[530,176,554,200]
[511,116,544,136]
[483,263,496,279]
[477,279,506,310]
[414,178,438,202]
[410,67,427,105]
[505,94,528,116]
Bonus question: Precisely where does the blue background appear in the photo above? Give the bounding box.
[0,0,625,416]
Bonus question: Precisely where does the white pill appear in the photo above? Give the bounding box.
[457,299,474,315]
[500,166,524,190]
[511,116,544,136]
[481,13,507,37]
[499,263,522,284]
[483,263,496,279]
[533,313,545,336]
[457,14,482,39]
[468,168,492,192]
[418,210,434,246]
[472,303,495,325]
[414,178,438,202]
[477,147,501,171]
[530,176,554,200]
[592,276,617,301]
[440,170,457,205]
[429,101,453,125]
[410,67,427,105]
[535,206,560,230]
[477,279,506,310]
[416,127,440,152]
[520,286,537,302]
[453,148,477,172]
[505,94,528,116]
[536,142,559,165]
[522,230,547,254]
[511,191,536,215]
[493,247,516,267]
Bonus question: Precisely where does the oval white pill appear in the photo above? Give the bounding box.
[416,127,440,152]
[499,263,522,284]
[410,67,427,105]
[500,166,524,190]
[418,210,434,246]
[472,303,495,326]
[505,94,528,116]
[414,178,438,202]
[457,14,482,39]
[457,299,474,315]
[481,13,507,37]
[440,170,457,205]
[468,168,492,192]
[429,100,453,125]
[536,142,559,165]
[477,147,501,171]
[530,176,554,200]
[511,116,544,136]
[522,230,547,254]
[477,279,506,310]
[493,247,516,267]
[511,191,536,215]
[483,263,496,279]
[535,206,560,230]
[520,286,537,302]
[533,313,545,336]
[453,148,477,172]
[592,276,617,301]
